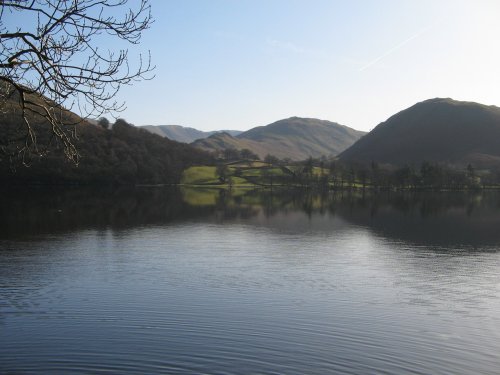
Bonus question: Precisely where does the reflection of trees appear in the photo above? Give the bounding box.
[336,191,500,247]
[213,189,260,221]
[0,187,202,238]
[190,188,500,247]
[3,187,500,246]
[335,191,489,219]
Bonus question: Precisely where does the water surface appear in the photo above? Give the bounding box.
[1,188,500,374]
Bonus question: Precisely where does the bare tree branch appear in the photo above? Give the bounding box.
[0,0,154,164]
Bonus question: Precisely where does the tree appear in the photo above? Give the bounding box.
[0,0,154,163]
[98,117,110,130]
[394,165,412,189]
[240,148,259,160]
[420,161,443,189]
[261,166,274,188]
[264,154,280,165]
[216,163,229,183]
[303,157,314,179]
[222,148,240,161]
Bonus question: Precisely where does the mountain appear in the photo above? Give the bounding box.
[0,89,211,185]
[142,125,242,143]
[191,132,267,158]
[193,117,365,160]
[339,98,500,169]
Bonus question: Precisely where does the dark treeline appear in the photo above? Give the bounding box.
[323,159,500,190]
[220,152,500,190]
[1,114,213,185]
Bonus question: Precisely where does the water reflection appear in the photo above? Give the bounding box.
[1,186,500,247]
[2,187,500,374]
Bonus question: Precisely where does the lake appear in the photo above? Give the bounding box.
[1,187,500,374]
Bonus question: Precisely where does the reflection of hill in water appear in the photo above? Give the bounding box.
[2,187,500,247]
[183,188,500,247]
[333,192,500,248]
[0,187,190,238]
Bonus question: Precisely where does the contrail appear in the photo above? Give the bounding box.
[359,26,432,71]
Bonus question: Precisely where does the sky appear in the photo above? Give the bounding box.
[19,0,500,132]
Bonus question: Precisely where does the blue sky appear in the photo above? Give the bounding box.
[116,1,500,131]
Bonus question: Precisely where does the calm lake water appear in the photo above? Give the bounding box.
[1,187,500,374]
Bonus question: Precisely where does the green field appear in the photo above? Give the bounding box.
[181,162,338,189]
[180,166,219,185]
[181,163,290,187]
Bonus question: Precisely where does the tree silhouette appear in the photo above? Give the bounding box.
[98,117,110,130]
[0,0,154,163]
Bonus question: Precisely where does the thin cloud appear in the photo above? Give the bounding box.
[359,25,432,71]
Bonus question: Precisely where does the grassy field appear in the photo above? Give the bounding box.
[181,163,284,187]
[180,166,219,185]
[181,162,329,188]
[181,161,500,192]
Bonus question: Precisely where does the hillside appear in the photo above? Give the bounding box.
[193,117,365,160]
[142,125,241,143]
[0,92,212,185]
[339,98,500,169]
[191,132,268,158]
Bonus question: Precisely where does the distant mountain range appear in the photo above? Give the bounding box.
[5,86,500,185]
[190,117,366,160]
[141,125,242,143]
[339,98,500,169]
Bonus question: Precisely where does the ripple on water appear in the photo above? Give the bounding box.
[1,218,500,374]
